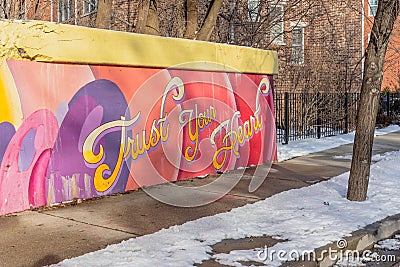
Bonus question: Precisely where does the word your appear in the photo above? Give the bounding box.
[179,104,217,161]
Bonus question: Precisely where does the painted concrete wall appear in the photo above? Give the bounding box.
[0,20,278,215]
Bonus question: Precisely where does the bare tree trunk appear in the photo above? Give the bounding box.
[136,0,150,33]
[183,0,198,39]
[175,0,186,38]
[136,0,222,39]
[5,0,21,19]
[136,0,159,35]
[196,0,223,41]
[95,0,113,29]
[10,0,21,19]
[347,0,399,201]
[142,0,160,35]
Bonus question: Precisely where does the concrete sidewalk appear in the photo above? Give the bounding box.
[1,131,400,267]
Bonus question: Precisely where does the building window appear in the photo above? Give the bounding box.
[368,0,378,16]
[58,0,72,22]
[270,5,284,44]
[291,27,304,65]
[83,0,98,14]
[248,0,261,22]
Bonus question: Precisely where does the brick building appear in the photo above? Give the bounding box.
[364,0,400,91]
[2,0,368,92]
[210,1,364,92]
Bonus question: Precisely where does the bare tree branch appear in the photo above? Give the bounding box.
[196,0,224,41]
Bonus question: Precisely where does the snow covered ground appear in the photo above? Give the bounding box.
[375,235,400,250]
[54,126,400,267]
[277,125,400,162]
[332,153,386,161]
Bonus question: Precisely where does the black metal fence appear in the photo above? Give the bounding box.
[378,92,400,117]
[275,92,360,144]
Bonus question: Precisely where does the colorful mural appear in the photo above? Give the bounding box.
[0,60,276,215]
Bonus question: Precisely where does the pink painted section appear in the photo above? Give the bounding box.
[29,149,52,207]
[0,60,276,215]
[0,110,58,214]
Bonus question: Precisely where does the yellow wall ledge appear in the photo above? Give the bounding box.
[0,20,278,75]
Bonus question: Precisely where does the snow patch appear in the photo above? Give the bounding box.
[374,236,400,250]
[55,149,400,267]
